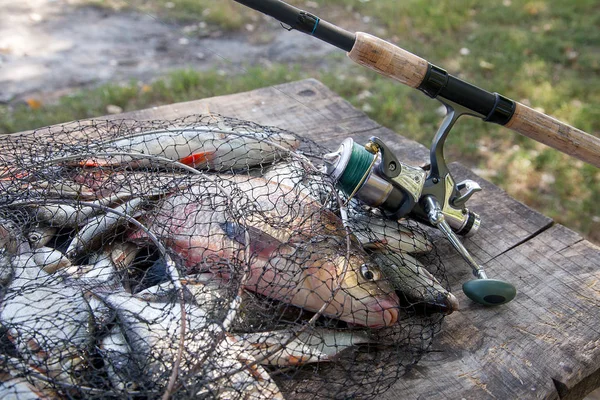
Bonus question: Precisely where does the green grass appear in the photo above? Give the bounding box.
[0,67,302,134]
[2,0,599,243]
[82,0,252,28]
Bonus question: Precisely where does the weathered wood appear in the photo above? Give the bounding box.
[386,224,600,400]
[7,79,600,399]
[347,32,429,88]
[505,102,600,168]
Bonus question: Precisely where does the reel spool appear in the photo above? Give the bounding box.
[324,138,423,221]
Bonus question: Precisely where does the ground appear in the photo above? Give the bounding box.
[0,0,337,103]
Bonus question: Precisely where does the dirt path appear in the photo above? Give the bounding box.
[0,0,337,103]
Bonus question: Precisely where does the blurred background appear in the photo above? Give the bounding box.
[1,0,598,248]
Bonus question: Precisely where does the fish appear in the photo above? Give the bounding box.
[262,159,331,203]
[0,377,52,400]
[129,175,400,328]
[31,246,71,274]
[26,224,56,249]
[66,198,145,258]
[346,212,434,254]
[78,123,300,171]
[95,291,283,398]
[370,251,459,314]
[232,328,373,366]
[0,242,96,387]
[263,162,433,254]
[0,217,20,255]
[29,203,100,228]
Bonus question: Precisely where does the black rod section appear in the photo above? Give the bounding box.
[233,0,356,51]
[233,0,515,125]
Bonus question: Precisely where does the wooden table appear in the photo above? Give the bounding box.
[19,79,600,399]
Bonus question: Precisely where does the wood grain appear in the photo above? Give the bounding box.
[386,224,600,400]
[505,102,600,168]
[5,79,600,399]
[347,32,429,88]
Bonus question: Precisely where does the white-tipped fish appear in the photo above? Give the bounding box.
[233,328,372,367]
[79,123,300,171]
[66,198,144,258]
[347,212,434,254]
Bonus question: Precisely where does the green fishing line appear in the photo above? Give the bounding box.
[338,142,374,195]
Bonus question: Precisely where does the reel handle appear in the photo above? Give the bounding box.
[423,195,516,306]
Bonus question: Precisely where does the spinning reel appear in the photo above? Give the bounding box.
[324,102,517,307]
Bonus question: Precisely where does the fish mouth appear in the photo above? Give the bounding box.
[357,297,400,328]
[398,290,459,316]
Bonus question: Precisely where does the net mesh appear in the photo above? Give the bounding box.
[0,114,451,399]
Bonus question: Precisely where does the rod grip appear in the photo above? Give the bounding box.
[347,32,428,88]
[505,103,600,168]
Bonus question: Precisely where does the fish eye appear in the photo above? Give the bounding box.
[360,264,380,282]
[27,232,42,243]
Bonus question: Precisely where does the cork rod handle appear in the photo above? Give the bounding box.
[505,103,600,168]
[348,32,429,88]
[348,32,600,168]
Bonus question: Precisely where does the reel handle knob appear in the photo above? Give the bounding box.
[463,279,517,306]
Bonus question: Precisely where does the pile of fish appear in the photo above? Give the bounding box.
[0,115,456,399]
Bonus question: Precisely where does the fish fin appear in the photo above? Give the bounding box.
[221,221,292,259]
[179,151,214,167]
[361,240,388,250]
[79,158,111,167]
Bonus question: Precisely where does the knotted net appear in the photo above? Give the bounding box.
[0,114,451,399]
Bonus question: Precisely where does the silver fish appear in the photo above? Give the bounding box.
[26,225,56,249]
[30,203,100,228]
[0,217,19,254]
[0,377,52,400]
[371,251,459,314]
[66,198,144,258]
[233,328,372,367]
[263,159,330,202]
[32,246,71,274]
[347,212,434,254]
[80,124,300,171]
[0,243,95,386]
[96,291,283,398]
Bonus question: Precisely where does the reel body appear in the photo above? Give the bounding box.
[323,107,516,307]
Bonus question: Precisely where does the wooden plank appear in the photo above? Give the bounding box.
[384,224,600,400]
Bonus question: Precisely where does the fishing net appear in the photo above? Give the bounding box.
[0,114,450,399]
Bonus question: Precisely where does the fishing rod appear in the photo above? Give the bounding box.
[232,0,599,307]
[233,0,600,168]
